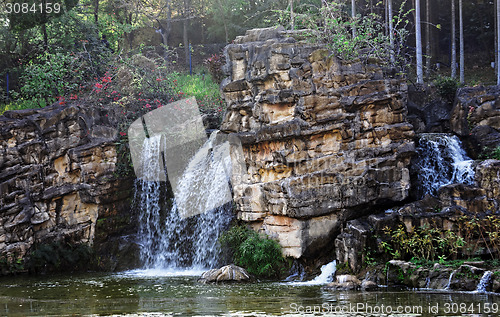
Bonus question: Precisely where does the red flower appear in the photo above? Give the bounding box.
[119,132,127,136]
[95,83,103,89]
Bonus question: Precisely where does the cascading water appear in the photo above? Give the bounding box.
[289,260,337,285]
[474,271,493,293]
[412,134,475,198]
[135,133,233,271]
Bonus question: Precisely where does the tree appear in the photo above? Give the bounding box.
[459,0,464,83]
[351,0,356,38]
[451,0,457,78]
[425,0,431,78]
[415,0,423,84]
[497,0,500,84]
[388,0,394,64]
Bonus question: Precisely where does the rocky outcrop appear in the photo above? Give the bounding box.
[407,86,453,133]
[379,260,500,292]
[336,160,500,273]
[220,27,415,259]
[451,85,500,157]
[199,264,251,283]
[0,103,136,272]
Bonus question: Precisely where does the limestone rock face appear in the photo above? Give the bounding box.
[199,264,251,283]
[221,27,415,258]
[451,85,500,157]
[0,103,133,268]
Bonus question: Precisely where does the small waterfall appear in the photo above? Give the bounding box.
[444,271,455,290]
[135,133,233,272]
[474,271,493,293]
[412,134,475,198]
[290,260,337,285]
[424,277,431,289]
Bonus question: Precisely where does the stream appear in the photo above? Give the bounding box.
[0,271,498,316]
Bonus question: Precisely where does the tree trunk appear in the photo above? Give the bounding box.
[166,0,172,46]
[497,0,500,84]
[495,0,498,81]
[425,0,431,78]
[351,0,356,38]
[183,0,190,65]
[216,0,229,43]
[459,0,464,84]
[94,0,99,24]
[388,0,394,64]
[416,0,424,84]
[41,23,48,50]
[290,0,295,30]
[451,0,457,78]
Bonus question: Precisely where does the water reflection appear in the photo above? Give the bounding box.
[0,272,498,316]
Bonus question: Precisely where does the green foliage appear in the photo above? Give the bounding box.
[219,225,288,278]
[204,54,225,84]
[26,242,93,273]
[380,215,500,263]
[480,146,500,160]
[279,0,411,65]
[170,71,226,116]
[433,76,461,102]
[382,224,465,261]
[0,253,24,275]
[19,51,85,103]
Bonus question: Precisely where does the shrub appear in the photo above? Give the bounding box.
[219,225,288,278]
[20,51,86,105]
[433,76,461,102]
[26,242,93,274]
[204,54,225,84]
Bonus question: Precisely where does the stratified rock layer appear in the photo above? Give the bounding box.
[0,104,134,269]
[451,85,500,157]
[220,27,415,258]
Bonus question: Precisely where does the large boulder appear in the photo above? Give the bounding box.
[199,264,251,283]
[221,27,415,259]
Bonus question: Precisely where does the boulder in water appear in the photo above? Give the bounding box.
[325,274,361,290]
[199,264,251,284]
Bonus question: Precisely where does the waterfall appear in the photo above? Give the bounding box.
[474,271,493,293]
[444,271,455,290]
[135,133,233,272]
[412,134,475,198]
[290,260,337,285]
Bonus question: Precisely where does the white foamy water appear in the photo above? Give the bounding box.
[289,260,337,286]
[413,134,475,198]
[135,132,233,272]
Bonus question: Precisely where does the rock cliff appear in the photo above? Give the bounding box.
[220,27,415,258]
[0,103,135,272]
[451,85,500,157]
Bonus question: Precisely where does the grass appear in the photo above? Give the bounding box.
[170,70,225,115]
[0,97,53,115]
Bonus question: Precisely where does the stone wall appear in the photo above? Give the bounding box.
[0,104,135,272]
[220,27,415,259]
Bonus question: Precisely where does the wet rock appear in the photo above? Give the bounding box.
[199,264,251,283]
[325,275,361,290]
[221,27,415,259]
[360,280,378,291]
